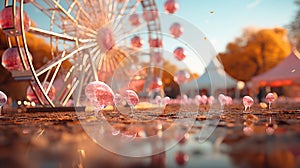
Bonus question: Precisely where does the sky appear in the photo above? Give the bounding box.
[154,0,298,75]
[1,0,297,53]
[0,0,298,75]
[156,0,298,53]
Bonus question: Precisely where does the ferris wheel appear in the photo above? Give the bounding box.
[0,0,167,107]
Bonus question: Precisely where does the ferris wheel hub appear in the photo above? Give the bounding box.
[96,26,116,52]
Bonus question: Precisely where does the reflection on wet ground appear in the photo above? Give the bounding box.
[0,103,300,168]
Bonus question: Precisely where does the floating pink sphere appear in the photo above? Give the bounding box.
[150,52,164,64]
[266,126,275,135]
[123,89,139,106]
[130,35,143,48]
[2,47,32,71]
[265,93,275,103]
[175,151,189,166]
[243,96,254,111]
[85,81,99,100]
[243,126,254,136]
[93,82,114,108]
[201,95,208,105]
[0,91,7,107]
[96,27,115,51]
[208,96,215,105]
[181,94,188,104]
[170,22,183,38]
[26,86,37,103]
[113,93,123,105]
[26,82,55,104]
[164,0,179,14]
[0,6,30,36]
[149,38,163,48]
[225,96,233,105]
[143,10,159,21]
[154,95,162,105]
[194,95,201,105]
[218,94,227,106]
[162,96,171,106]
[173,47,186,61]
[129,14,141,26]
[174,70,190,84]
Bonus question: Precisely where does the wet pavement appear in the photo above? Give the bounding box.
[0,103,300,168]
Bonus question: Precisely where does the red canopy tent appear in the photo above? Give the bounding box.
[251,50,300,87]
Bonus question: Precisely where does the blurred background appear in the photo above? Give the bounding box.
[0,0,300,105]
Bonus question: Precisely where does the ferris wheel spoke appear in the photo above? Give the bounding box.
[91,49,101,66]
[72,55,86,105]
[77,24,97,36]
[72,2,98,30]
[116,54,134,77]
[28,26,81,42]
[31,1,53,18]
[35,43,96,77]
[42,67,52,85]
[106,0,114,20]
[97,0,109,23]
[89,46,102,65]
[79,49,98,82]
[45,52,66,96]
[114,22,147,40]
[112,0,140,31]
[60,72,79,106]
[86,0,106,27]
[49,0,77,23]
[85,0,99,20]
[110,0,130,27]
[57,66,78,105]
[107,57,116,73]
[49,0,97,35]
[101,54,109,72]
[92,51,104,78]
[109,56,119,72]
[97,51,106,71]
[38,51,64,87]
[54,66,74,104]
[88,48,101,81]
[32,1,68,31]
[110,52,124,70]
[66,0,77,14]
[62,76,79,106]
[32,1,97,36]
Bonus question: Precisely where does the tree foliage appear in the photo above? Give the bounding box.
[288,0,300,49]
[218,27,291,82]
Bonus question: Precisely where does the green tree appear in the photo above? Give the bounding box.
[218,27,291,81]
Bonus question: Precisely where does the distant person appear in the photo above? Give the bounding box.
[257,87,264,102]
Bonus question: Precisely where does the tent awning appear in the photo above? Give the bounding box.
[251,50,300,87]
[182,58,237,93]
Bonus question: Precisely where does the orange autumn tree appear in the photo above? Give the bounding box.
[218,27,291,81]
[288,0,300,49]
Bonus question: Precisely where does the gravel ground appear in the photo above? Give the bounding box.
[0,103,299,168]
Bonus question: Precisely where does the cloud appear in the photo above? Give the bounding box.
[246,0,262,9]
